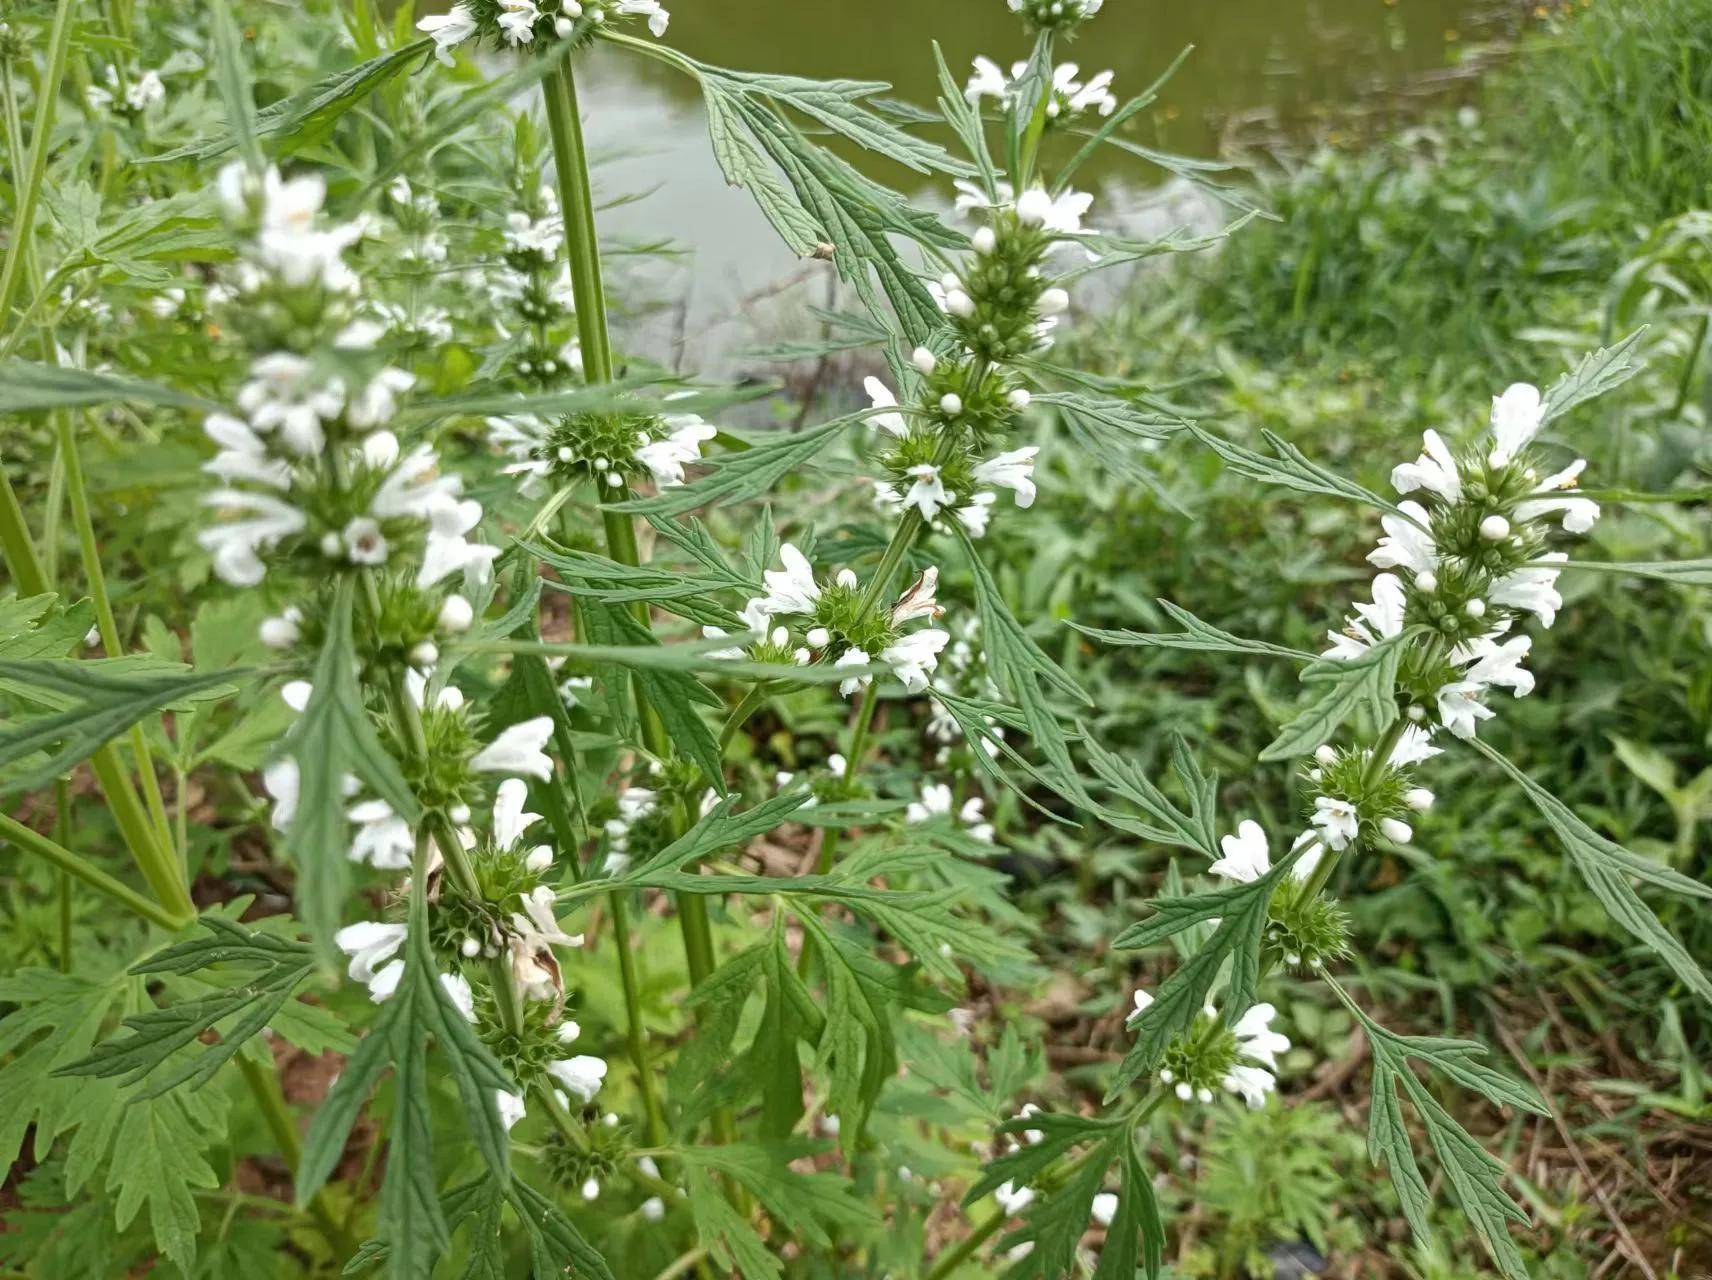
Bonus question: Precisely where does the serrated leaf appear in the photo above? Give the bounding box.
[1083,731,1221,858]
[1259,634,1403,762]
[686,1166,780,1280]
[1071,602,1314,661]
[207,0,260,169]
[0,660,249,792]
[1560,557,1712,586]
[0,360,216,412]
[1094,1127,1164,1280]
[1188,422,1414,519]
[283,580,418,950]
[678,1140,881,1245]
[105,1087,225,1266]
[966,1112,1111,1205]
[608,411,856,517]
[1540,328,1647,422]
[623,790,812,884]
[1473,739,1712,1002]
[509,1178,617,1280]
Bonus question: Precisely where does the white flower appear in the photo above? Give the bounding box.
[1310,797,1360,851]
[514,884,581,950]
[973,446,1040,508]
[1324,572,1407,659]
[125,69,167,112]
[340,516,388,565]
[496,1090,529,1132]
[1490,553,1567,627]
[473,717,555,780]
[420,497,500,588]
[1231,1002,1290,1071]
[492,777,542,851]
[760,544,822,617]
[1437,634,1534,739]
[496,0,540,44]
[418,4,478,64]
[634,414,717,488]
[1367,500,1436,578]
[907,783,953,824]
[1015,186,1092,236]
[863,376,910,437]
[348,367,415,430]
[614,0,671,36]
[1091,1191,1119,1227]
[1488,383,1544,467]
[952,177,1015,217]
[199,488,307,586]
[994,1181,1034,1216]
[263,758,300,830]
[334,921,407,1000]
[442,972,477,1022]
[1209,819,1270,883]
[238,353,343,455]
[641,1196,665,1221]
[835,647,872,698]
[347,799,414,869]
[890,567,943,625]
[1391,429,1462,504]
[1057,64,1117,117]
[1287,830,1324,883]
[547,1054,608,1103]
[900,464,955,522]
[1388,725,1442,767]
[1514,460,1600,532]
[202,413,292,489]
[1380,817,1414,843]
[881,628,949,693]
[963,55,1010,103]
[955,492,996,538]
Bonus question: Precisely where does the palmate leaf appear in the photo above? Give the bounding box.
[1105,843,1307,1100]
[1471,739,1712,1002]
[57,916,350,1098]
[1259,633,1404,762]
[1332,988,1540,1280]
[297,881,512,1280]
[678,1141,881,1249]
[1071,602,1315,662]
[1082,731,1221,858]
[1187,422,1417,521]
[686,1167,779,1280]
[0,659,249,792]
[283,579,419,951]
[798,915,903,1140]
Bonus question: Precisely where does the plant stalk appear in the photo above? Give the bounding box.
[0,811,190,931]
[0,0,73,322]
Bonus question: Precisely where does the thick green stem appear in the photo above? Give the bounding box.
[0,811,189,931]
[0,0,73,322]
[541,56,718,991]
[53,779,72,972]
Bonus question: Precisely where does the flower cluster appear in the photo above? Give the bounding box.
[485,177,583,387]
[1327,382,1599,740]
[1005,0,1104,34]
[1130,993,1290,1109]
[487,402,716,497]
[964,58,1117,124]
[727,546,952,698]
[85,64,167,115]
[418,0,669,66]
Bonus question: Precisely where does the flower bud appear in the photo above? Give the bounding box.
[450,804,471,824]
[525,846,553,873]
[1379,818,1413,844]
[1196,1087,1213,1104]
[641,1197,665,1222]
[260,611,301,649]
[555,15,574,35]
[1479,514,1511,541]
[409,640,439,667]
[770,625,788,648]
[581,1178,600,1201]
[438,594,474,632]
[806,627,830,648]
[835,568,858,589]
[1007,388,1032,411]
[460,937,480,958]
[972,226,997,254]
[1415,570,1437,591]
[605,471,624,488]
[1314,744,1338,765]
[1404,788,1434,811]
[1015,189,1053,226]
[1465,598,1486,618]
[1037,287,1070,316]
[1174,1081,1192,1101]
[939,393,963,416]
[911,346,938,374]
[946,290,975,318]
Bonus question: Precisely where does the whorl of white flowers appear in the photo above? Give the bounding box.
[964,58,1117,123]
[197,162,497,674]
[418,0,669,68]
[1325,381,1599,742]
[1005,0,1104,34]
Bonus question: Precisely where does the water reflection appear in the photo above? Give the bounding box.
[576,0,1509,363]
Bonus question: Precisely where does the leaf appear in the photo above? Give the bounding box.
[1083,732,1221,858]
[966,1112,1112,1204]
[1560,558,1712,586]
[1259,634,1403,762]
[1095,1127,1165,1280]
[207,0,260,169]
[1071,602,1315,661]
[296,872,513,1268]
[1105,845,1307,1099]
[283,580,418,950]
[609,413,857,518]
[0,969,128,1172]
[522,539,741,626]
[58,917,349,1098]
[508,1178,617,1280]
[1540,328,1647,422]
[0,360,216,413]
[1472,739,1712,1002]
[623,790,812,883]
[0,660,248,792]
[104,1087,225,1266]
[678,1141,881,1245]
[932,41,999,190]
[1004,1132,1118,1280]
[798,916,902,1135]
[685,1166,779,1280]
[1187,422,1414,519]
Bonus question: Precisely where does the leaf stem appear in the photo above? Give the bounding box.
[0,811,189,930]
[0,0,73,322]
[234,1053,361,1259]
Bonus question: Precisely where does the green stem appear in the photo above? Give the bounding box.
[0,811,190,931]
[235,1054,361,1260]
[609,888,669,1145]
[57,411,178,858]
[0,0,73,322]
[541,55,718,991]
[718,683,772,753]
[54,779,72,972]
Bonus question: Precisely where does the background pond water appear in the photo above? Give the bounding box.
[577,0,1515,362]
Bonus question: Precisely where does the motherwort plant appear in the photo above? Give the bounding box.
[0,0,1705,1277]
